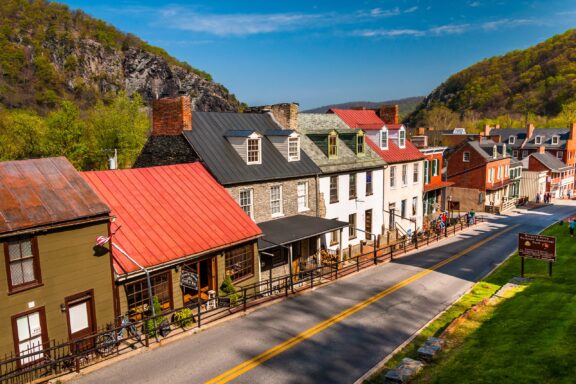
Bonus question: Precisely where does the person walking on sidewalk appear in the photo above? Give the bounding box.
[570,219,575,238]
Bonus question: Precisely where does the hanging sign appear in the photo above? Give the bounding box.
[180,270,198,290]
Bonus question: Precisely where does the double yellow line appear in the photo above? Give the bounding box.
[206,224,519,384]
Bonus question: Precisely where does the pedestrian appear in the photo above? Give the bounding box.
[536,192,541,203]
[570,219,575,238]
[568,190,572,200]
[468,209,476,225]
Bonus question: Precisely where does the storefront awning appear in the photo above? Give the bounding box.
[258,215,348,251]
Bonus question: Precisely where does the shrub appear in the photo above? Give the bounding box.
[219,276,241,305]
[142,296,166,337]
[174,308,194,328]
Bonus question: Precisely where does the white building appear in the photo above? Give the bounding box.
[298,114,386,254]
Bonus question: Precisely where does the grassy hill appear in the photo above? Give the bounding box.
[407,29,576,126]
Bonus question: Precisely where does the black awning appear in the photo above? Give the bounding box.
[257,215,348,251]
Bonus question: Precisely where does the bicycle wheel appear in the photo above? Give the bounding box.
[95,333,116,356]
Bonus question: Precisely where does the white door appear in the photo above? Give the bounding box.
[16,311,44,365]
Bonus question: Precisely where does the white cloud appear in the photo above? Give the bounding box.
[469,1,481,7]
[429,24,470,35]
[481,18,541,31]
[354,24,469,38]
[159,7,325,36]
[404,6,419,14]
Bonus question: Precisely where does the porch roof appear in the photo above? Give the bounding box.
[424,181,454,193]
[258,215,348,251]
[485,179,514,191]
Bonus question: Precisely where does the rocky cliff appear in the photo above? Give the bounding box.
[0,0,240,113]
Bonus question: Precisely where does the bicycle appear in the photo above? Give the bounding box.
[96,312,142,356]
[38,354,75,378]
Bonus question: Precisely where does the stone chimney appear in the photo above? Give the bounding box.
[152,95,192,136]
[527,123,535,141]
[378,104,399,125]
[483,124,492,137]
[268,103,299,130]
[538,146,546,154]
[570,122,576,141]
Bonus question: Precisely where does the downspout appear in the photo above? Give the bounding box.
[112,243,158,340]
[315,173,320,217]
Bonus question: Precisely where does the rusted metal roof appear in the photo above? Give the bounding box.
[0,157,110,236]
[82,163,262,275]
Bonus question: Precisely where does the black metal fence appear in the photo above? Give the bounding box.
[0,215,483,383]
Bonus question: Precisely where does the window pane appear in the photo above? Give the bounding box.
[20,240,33,257]
[16,316,31,341]
[10,263,24,285]
[21,259,35,283]
[225,245,253,281]
[9,242,21,261]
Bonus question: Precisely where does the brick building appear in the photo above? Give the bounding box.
[525,147,574,198]
[446,139,516,213]
[134,96,348,283]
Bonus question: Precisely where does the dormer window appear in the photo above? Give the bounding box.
[356,131,365,155]
[552,136,559,145]
[399,129,406,148]
[535,136,543,145]
[380,129,388,149]
[328,132,338,158]
[508,136,516,145]
[247,137,261,164]
[288,137,300,161]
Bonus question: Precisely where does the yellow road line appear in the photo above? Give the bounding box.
[205,224,520,384]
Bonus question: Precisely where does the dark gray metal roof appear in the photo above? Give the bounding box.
[258,215,348,251]
[265,129,295,136]
[472,140,507,161]
[530,152,571,172]
[524,128,569,149]
[224,130,256,137]
[489,128,528,149]
[183,112,320,186]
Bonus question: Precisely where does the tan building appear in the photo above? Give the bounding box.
[0,157,113,361]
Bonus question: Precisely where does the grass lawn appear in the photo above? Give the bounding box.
[366,222,576,384]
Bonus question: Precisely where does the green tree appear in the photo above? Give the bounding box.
[423,106,460,130]
[87,92,148,169]
[0,109,47,160]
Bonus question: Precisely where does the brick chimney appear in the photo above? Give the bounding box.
[152,95,192,136]
[570,122,576,141]
[527,123,535,141]
[483,124,492,137]
[268,103,299,130]
[538,145,546,154]
[378,104,399,125]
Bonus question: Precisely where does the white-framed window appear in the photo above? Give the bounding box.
[557,151,563,159]
[535,136,542,145]
[401,199,407,218]
[488,168,494,183]
[423,160,430,184]
[247,138,261,164]
[239,189,254,219]
[513,150,519,158]
[399,129,406,148]
[330,229,340,245]
[390,166,396,188]
[366,171,373,195]
[297,182,308,211]
[349,213,357,239]
[509,136,516,145]
[497,166,502,180]
[412,196,418,216]
[463,151,470,162]
[380,129,388,149]
[288,137,300,161]
[349,173,357,199]
[270,185,283,216]
[402,164,408,186]
[330,175,338,203]
[413,163,419,183]
[552,136,559,145]
[432,159,439,176]
[505,165,509,177]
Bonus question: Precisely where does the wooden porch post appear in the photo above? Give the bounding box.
[339,228,344,262]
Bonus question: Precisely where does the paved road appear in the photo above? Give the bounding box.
[74,203,576,384]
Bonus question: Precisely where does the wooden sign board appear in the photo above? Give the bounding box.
[518,233,556,261]
[449,201,460,211]
[218,297,231,308]
[180,270,198,290]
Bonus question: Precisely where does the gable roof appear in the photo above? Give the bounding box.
[530,152,571,172]
[82,163,262,275]
[524,128,569,149]
[0,157,109,236]
[329,108,385,130]
[298,114,386,173]
[183,112,320,186]
[488,128,528,148]
[366,138,425,164]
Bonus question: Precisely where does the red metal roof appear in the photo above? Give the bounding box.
[82,163,262,274]
[366,138,425,164]
[329,109,384,130]
[385,124,404,130]
[0,157,109,235]
[424,181,454,193]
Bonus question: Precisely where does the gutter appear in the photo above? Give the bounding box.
[0,214,110,240]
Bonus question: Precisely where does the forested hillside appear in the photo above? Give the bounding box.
[408,29,576,127]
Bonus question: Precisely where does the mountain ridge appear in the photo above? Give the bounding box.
[303,97,424,117]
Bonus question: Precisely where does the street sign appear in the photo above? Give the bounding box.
[518,233,556,261]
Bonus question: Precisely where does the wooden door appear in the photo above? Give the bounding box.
[66,291,96,351]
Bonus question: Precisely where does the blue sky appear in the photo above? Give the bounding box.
[58,1,576,110]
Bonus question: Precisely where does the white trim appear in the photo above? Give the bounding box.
[508,136,516,145]
[398,128,406,148]
[287,137,300,161]
[270,185,283,217]
[380,128,388,150]
[246,137,262,165]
